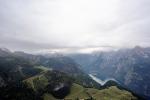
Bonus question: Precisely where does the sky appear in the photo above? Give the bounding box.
[0,0,150,53]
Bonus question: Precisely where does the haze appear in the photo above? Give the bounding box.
[0,0,150,53]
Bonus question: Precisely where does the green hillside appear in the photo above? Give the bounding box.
[65,83,138,100]
[88,86,137,100]
[42,83,138,100]
[23,72,49,91]
[65,83,89,99]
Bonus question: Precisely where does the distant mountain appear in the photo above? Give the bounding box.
[70,46,150,99]
[69,53,99,72]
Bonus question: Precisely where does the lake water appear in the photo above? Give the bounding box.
[89,74,118,86]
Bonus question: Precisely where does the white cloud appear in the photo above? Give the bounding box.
[0,0,150,52]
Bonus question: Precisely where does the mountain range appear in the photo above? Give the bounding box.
[0,48,141,100]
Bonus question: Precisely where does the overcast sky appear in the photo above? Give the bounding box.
[0,0,150,53]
